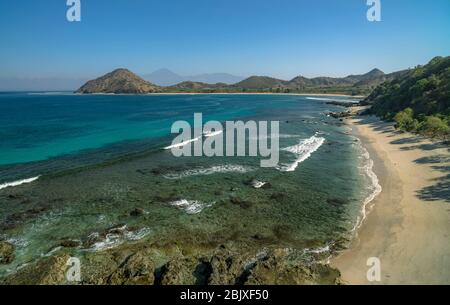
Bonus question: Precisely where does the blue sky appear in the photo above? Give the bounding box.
[0,0,449,80]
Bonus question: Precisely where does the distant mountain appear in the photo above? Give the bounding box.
[229,69,392,94]
[143,69,244,86]
[143,69,184,86]
[186,73,244,85]
[76,69,160,94]
[76,67,405,95]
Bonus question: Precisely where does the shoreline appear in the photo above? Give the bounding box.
[331,115,450,284]
[68,92,365,99]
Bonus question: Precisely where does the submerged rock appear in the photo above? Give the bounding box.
[327,198,348,206]
[130,208,145,217]
[59,239,82,248]
[0,241,15,264]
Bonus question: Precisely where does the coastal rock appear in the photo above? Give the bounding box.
[2,254,71,285]
[208,250,247,285]
[246,249,341,285]
[0,241,15,264]
[160,257,200,285]
[108,253,155,285]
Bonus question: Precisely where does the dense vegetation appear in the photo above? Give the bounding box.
[366,56,450,139]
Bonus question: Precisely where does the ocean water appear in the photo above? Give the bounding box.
[0,93,378,277]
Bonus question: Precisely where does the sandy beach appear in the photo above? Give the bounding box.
[332,115,450,285]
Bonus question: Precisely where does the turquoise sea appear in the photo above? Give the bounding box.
[0,93,378,277]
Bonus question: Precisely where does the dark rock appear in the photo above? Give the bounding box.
[59,239,82,248]
[270,192,286,201]
[230,197,252,209]
[261,182,272,189]
[327,198,348,206]
[7,194,24,200]
[0,241,15,264]
[1,206,49,230]
[326,101,359,107]
[130,208,145,217]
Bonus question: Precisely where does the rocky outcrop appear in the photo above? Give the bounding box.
[108,252,155,285]
[0,241,15,264]
[2,254,71,285]
[246,249,341,285]
[2,244,342,285]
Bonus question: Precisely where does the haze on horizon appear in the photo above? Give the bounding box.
[0,0,449,90]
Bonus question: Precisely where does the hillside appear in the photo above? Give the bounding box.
[366,56,450,138]
[232,76,288,90]
[76,67,405,96]
[76,69,160,94]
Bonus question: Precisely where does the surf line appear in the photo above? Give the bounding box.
[0,176,40,190]
[164,113,280,168]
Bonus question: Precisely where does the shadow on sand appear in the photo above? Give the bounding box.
[353,116,450,204]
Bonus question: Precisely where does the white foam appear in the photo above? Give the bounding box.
[277,136,325,172]
[169,199,215,214]
[163,136,201,150]
[249,134,300,140]
[86,226,151,252]
[306,97,357,103]
[251,180,267,189]
[352,145,382,232]
[0,176,40,190]
[163,164,253,179]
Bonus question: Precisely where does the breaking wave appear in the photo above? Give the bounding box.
[0,176,40,190]
[163,165,253,179]
[277,135,325,172]
[169,199,215,214]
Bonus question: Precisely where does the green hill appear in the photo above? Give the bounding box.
[366,56,450,139]
[76,69,160,94]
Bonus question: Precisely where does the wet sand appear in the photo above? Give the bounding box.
[332,116,450,284]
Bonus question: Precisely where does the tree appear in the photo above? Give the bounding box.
[394,108,417,131]
[418,116,450,138]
